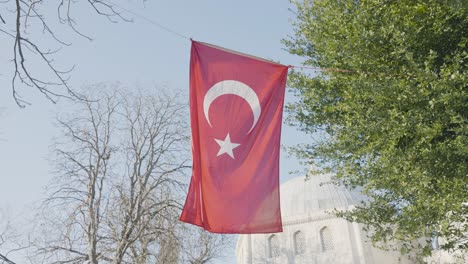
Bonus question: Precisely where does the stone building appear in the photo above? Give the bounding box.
[236,174,429,264]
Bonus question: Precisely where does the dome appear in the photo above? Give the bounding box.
[280,174,365,220]
[235,174,415,264]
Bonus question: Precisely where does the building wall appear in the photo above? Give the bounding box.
[237,213,416,264]
[235,175,455,264]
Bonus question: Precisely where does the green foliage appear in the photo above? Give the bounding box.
[284,0,467,257]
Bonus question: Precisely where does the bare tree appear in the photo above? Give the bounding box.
[124,202,180,264]
[0,0,131,107]
[104,90,189,263]
[151,206,231,264]
[0,214,18,264]
[0,226,16,264]
[182,228,231,264]
[34,86,119,264]
[31,84,229,264]
[155,206,181,264]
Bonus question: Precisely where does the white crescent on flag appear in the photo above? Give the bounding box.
[203,80,261,134]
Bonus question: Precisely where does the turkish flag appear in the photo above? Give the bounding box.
[180,40,288,233]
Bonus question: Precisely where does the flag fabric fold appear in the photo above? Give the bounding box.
[180,40,288,234]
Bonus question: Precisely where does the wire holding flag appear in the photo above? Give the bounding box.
[180,40,288,234]
[108,2,354,74]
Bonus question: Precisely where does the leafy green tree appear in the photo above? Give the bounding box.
[284,0,467,257]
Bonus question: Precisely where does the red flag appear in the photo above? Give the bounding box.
[180,40,288,233]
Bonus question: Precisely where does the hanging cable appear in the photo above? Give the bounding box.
[106,0,190,41]
[104,1,354,73]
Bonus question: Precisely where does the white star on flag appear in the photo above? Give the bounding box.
[214,133,240,159]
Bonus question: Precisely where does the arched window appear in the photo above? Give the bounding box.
[320,226,334,251]
[268,234,280,258]
[431,235,439,250]
[293,231,305,254]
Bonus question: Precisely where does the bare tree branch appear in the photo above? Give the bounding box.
[0,254,16,264]
[1,0,132,107]
[31,85,227,264]
[0,217,19,264]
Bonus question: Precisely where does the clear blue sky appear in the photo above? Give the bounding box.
[0,1,308,262]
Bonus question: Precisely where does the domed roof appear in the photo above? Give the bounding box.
[279,174,365,219]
